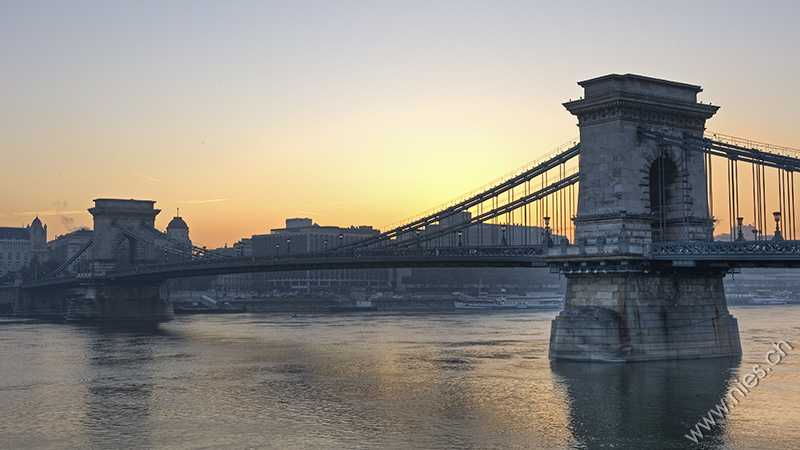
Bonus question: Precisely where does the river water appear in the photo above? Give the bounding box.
[0,305,798,449]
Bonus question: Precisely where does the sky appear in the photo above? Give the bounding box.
[2,1,800,248]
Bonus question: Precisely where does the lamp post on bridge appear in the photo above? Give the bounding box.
[338,233,344,248]
[324,239,328,250]
[457,230,463,247]
[501,224,507,246]
[286,237,292,254]
[773,211,783,241]
[736,217,745,241]
[543,216,552,247]
[275,243,279,255]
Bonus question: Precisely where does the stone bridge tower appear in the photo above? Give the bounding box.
[41,198,175,322]
[548,74,741,361]
[89,198,161,274]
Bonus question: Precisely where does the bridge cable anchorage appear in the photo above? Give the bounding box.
[639,128,800,242]
[335,139,580,251]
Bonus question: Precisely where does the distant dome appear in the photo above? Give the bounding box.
[167,216,189,230]
[31,216,42,228]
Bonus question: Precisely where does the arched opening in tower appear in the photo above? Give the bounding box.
[649,156,680,242]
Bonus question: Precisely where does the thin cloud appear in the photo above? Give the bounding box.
[133,173,160,182]
[0,210,84,217]
[298,200,360,207]
[296,210,330,218]
[254,200,360,210]
[178,198,230,204]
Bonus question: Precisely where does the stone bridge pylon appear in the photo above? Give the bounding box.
[89,198,161,273]
[547,74,742,361]
[65,199,172,321]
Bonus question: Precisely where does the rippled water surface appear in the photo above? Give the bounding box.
[0,305,798,449]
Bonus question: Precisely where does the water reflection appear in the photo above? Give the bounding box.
[551,357,741,449]
[78,323,171,448]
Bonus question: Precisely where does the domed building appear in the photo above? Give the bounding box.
[29,216,48,258]
[166,212,190,245]
[159,209,192,263]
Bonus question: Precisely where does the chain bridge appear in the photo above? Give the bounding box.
[10,73,800,362]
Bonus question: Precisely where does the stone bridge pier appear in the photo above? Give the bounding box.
[547,74,741,361]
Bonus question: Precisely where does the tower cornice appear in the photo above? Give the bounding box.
[564,95,719,129]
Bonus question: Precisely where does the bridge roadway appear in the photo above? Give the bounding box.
[19,240,800,290]
[21,246,548,289]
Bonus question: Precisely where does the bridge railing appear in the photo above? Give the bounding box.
[165,245,543,265]
[649,240,800,258]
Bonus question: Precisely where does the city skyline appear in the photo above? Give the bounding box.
[2,1,800,248]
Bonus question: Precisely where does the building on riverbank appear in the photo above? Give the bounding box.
[0,216,47,277]
[250,218,394,292]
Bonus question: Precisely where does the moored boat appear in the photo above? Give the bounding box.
[454,294,563,309]
[747,297,790,305]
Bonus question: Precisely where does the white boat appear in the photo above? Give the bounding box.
[454,294,563,310]
[747,297,790,305]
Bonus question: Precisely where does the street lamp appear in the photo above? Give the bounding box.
[736,217,745,241]
[275,243,280,255]
[338,233,344,247]
[457,230,463,246]
[501,224,507,246]
[286,237,292,254]
[773,211,783,241]
[543,216,552,246]
[415,229,422,247]
[324,239,328,250]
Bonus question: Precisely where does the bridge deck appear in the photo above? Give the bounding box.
[22,240,800,290]
[23,246,547,289]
